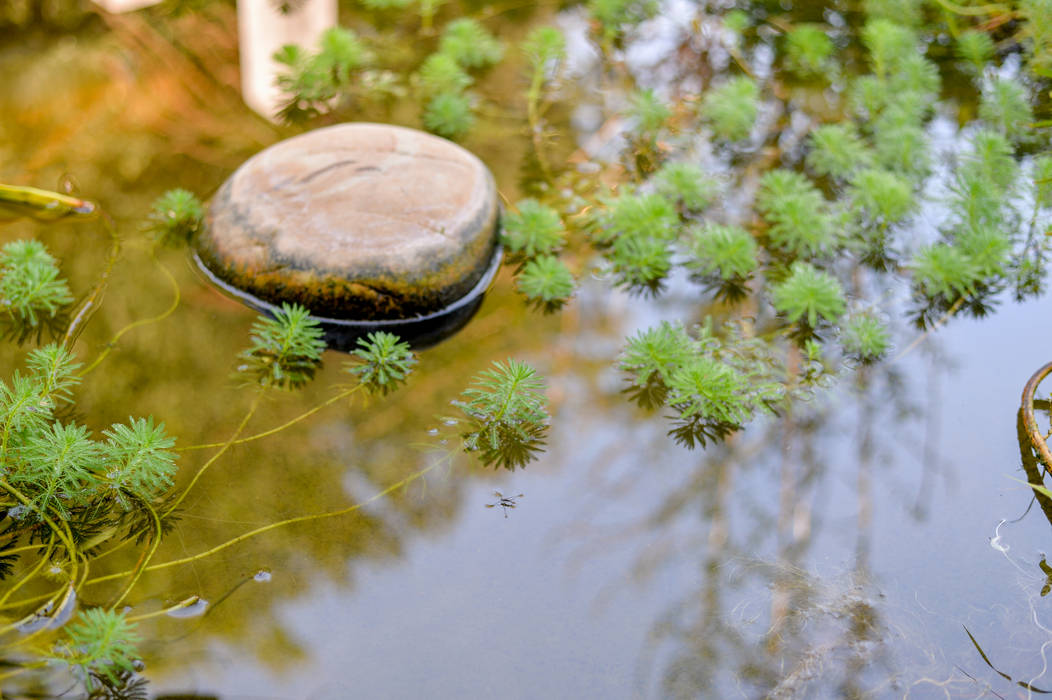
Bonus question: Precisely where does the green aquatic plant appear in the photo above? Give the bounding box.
[523,26,566,84]
[806,124,874,181]
[422,91,475,139]
[980,78,1034,142]
[699,76,758,142]
[625,89,671,172]
[784,24,834,78]
[685,223,758,302]
[840,312,891,364]
[438,19,504,70]
[237,303,326,390]
[619,322,697,410]
[651,162,718,214]
[861,19,916,79]
[593,191,678,245]
[455,359,549,470]
[771,262,847,331]
[414,53,473,99]
[346,331,417,396]
[849,168,915,224]
[609,233,672,296]
[516,254,576,313]
[145,188,203,247]
[501,199,565,259]
[620,321,782,446]
[588,0,658,45]
[273,27,375,122]
[52,608,141,690]
[101,417,178,510]
[0,239,73,341]
[757,170,838,259]
[957,30,996,72]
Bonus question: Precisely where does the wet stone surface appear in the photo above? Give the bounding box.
[196,123,500,320]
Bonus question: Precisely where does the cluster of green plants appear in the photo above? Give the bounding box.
[270,0,1046,446]
[0,187,550,694]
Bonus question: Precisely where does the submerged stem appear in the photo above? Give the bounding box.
[178,384,361,452]
[84,453,452,588]
[78,241,181,378]
[164,389,265,517]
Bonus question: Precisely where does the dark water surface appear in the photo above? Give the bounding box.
[1,2,1051,698]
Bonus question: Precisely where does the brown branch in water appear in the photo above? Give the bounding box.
[1020,361,1052,472]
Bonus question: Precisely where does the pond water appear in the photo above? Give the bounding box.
[1,1,1051,698]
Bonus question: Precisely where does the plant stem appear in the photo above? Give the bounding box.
[1021,361,1052,471]
[63,211,122,350]
[891,296,965,364]
[178,384,361,452]
[109,498,162,610]
[83,453,452,587]
[0,534,55,608]
[78,242,181,378]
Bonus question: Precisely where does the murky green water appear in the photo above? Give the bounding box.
[1,1,1051,697]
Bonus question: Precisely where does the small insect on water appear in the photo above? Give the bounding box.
[0,183,97,223]
[486,491,524,518]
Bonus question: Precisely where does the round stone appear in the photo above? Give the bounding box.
[195,123,500,321]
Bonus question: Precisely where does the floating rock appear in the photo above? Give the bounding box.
[194,122,501,348]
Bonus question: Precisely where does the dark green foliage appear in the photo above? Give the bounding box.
[700,77,758,142]
[439,19,504,70]
[238,303,326,390]
[53,609,140,689]
[979,78,1033,142]
[101,417,177,509]
[840,312,891,363]
[346,332,417,396]
[686,223,758,302]
[957,30,995,71]
[414,53,472,99]
[771,262,846,329]
[756,170,838,259]
[0,239,73,335]
[455,360,549,470]
[807,124,874,180]
[145,189,203,247]
[423,92,475,140]
[516,255,575,312]
[784,24,834,78]
[501,199,565,258]
[650,162,719,213]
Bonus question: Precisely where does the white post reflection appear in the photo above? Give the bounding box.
[237,0,337,119]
